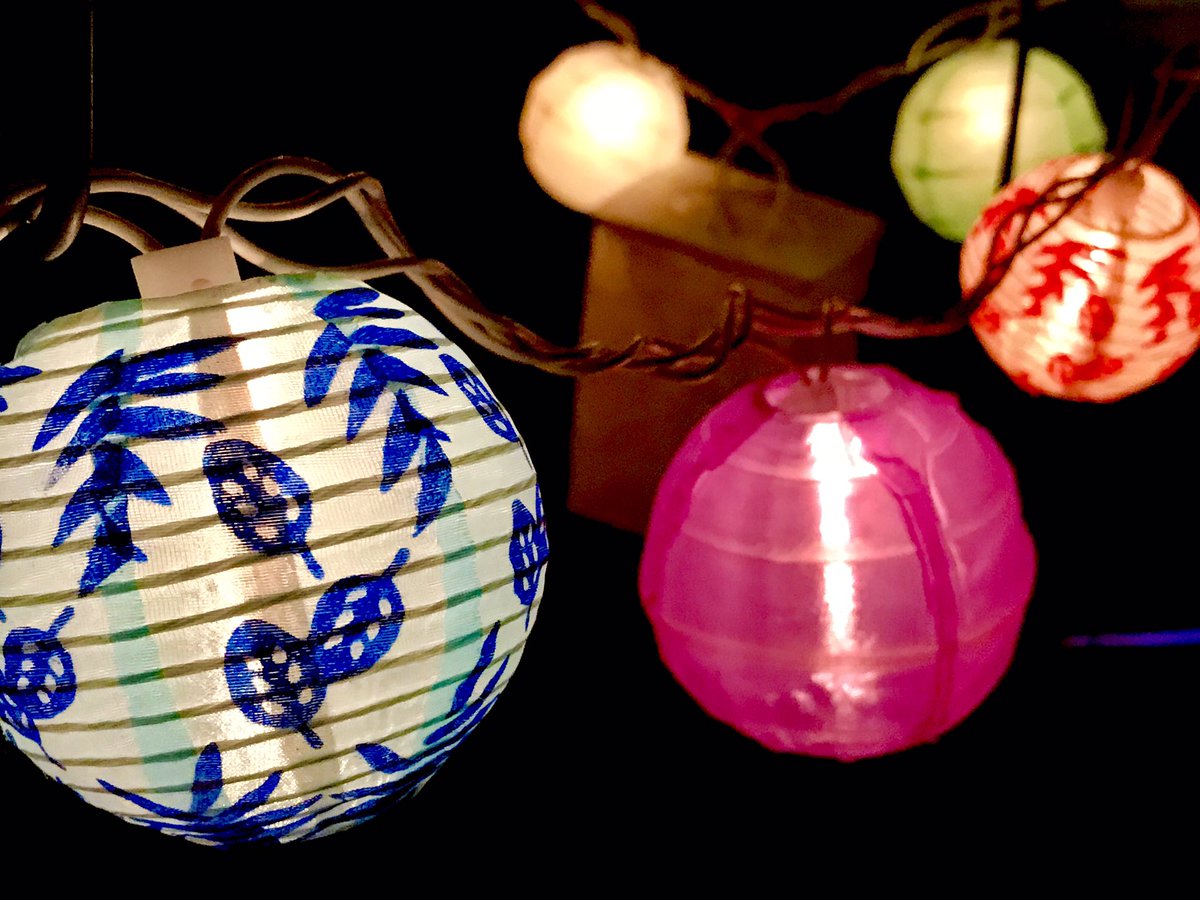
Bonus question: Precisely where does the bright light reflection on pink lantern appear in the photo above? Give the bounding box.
[639,366,1036,760]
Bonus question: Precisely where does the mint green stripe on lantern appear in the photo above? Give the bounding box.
[91,525,197,799]
[423,487,485,743]
[97,297,147,339]
[96,297,198,799]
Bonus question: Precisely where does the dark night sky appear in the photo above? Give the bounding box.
[0,0,1195,867]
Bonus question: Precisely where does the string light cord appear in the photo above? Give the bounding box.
[1,3,1195,657]
[0,158,756,379]
[0,148,1147,371]
[0,2,93,264]
[1130,51,1200,160]
[568,0,1196,339]
[1,2,1194,376]
[580,0,1068,176]
[576,1,638,48]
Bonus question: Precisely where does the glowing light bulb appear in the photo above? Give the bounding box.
[961,84,1011,144]
[808,422,880,714]
[808,422,876,656]
[892,40,1106,242]
[520,42,689,214]
[573,72,658,150]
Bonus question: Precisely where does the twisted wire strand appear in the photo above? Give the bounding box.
[0,145,1158,367]
[580,0,1066,172]
[573,0,1194,337]
[0,158,758,379]
[1,2,1194,377]
[576,0,639,48]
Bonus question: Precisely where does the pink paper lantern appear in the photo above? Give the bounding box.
[961,154,1200,401]
[639,366,1036,760]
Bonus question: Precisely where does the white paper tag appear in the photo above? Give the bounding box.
[132,236,241,298]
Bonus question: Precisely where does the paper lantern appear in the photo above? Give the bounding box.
[639,366,1035,760]
[520,41,690,214]
[0,274,548,844]
[961,154,1200,401]
[892,39,1106,242]
[571,152,881,532]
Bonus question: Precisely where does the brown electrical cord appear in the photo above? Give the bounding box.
[0,1,1195,381]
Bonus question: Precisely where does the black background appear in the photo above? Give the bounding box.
[1,0,1196,866]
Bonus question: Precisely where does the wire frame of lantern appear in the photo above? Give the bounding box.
[961,154,1200,401]
[0,274,548,844]
[892,39,1106,242]
[639,366,1036,761]
[519,40,691,214]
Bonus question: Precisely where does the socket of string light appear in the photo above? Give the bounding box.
[520,41,690,214]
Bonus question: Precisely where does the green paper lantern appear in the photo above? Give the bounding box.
[891,39,1106,242]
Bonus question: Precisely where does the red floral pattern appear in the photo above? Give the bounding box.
[1139,245,1198,345]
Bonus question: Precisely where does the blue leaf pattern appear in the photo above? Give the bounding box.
[382,390,422,492]
[357,742,407,774]
[347,355,389,440]
[306,754,448,838]
[80,494,146,596]
[203,439,323,580]
[426,623,508,746]
[367,350,446,396]
[190,743,224,816]
[224,546,408,748]
[303,288,457,534]
[116,405,225,442]
[347,324,438,351]
[33,352,122,451]
[54,444,169,548]
[50,398,122,480]
[448,622,498,720]
[99,742,321,845]
[303,324,352,409]
[415,438,452,536]
[117,448,172,505]
[0,364,41,413]
[319,622,510,835]
[123,370,222,397]
[440,353,519,443]
[0,606,76,768]
[314,288,405,321]
[510,486,549,628]
[224,619,327,748]
[119,337,234,389]
[35,338,233,595]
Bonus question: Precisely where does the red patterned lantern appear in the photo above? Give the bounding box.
[961,154,1200,401]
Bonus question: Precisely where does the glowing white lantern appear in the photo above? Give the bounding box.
[892,40,1106,242]
[0,274,548,844]
[520,41,690,214]
[961,154,1200,401]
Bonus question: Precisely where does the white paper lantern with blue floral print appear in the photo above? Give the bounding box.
[0,273,548,845]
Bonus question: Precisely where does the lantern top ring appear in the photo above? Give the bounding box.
[761,366,901,420]
[1072,157,1191,242]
